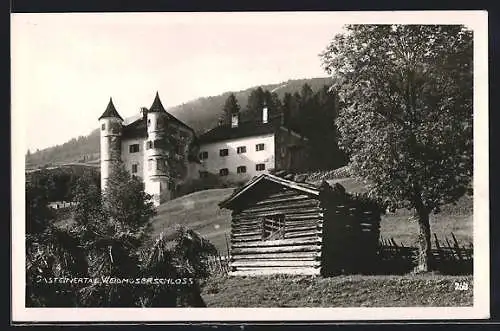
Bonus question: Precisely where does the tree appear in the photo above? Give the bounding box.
[220,93,240,125]
[320,25,473,272]
[246,87,266,122]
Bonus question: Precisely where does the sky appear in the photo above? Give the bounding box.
[11,12,346,152]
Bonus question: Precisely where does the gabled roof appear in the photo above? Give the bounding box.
[198,121,277,144]
[122,117,148,139]
[98,97,124,121]
[149,92,167,113]
[198,114,308,145]
[219,173,321,209]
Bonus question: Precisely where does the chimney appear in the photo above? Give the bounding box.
[231,113,239,128]
[141,107,148,121]
[262,104,268,124]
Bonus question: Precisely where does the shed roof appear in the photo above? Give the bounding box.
[219,173,321,209]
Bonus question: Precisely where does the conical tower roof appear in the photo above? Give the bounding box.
[148,92,167,113]
[98,97,124,121]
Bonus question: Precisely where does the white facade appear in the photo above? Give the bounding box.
[99,116,123,191]
[198,133,275,182]
[121,137,147,180]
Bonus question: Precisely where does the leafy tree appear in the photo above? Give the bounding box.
[320,24,473,272]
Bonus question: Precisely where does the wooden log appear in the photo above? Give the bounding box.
[231,236,262,243]
[284,219,320,226]
[231,251,321,260]
[232,219,263,227]
[284,213,324,221]
[285,231,321,239]
[284,225,321,233]
[232,244,321,255]
[252,194,312,206]
[229,267,320,276]
[231,260,321,268]
[232,256,320,262]
[233,210,323,221]
[239,199,320,212]
[231,230,262,237]
[232,237,321,248]
[238,204,321,217]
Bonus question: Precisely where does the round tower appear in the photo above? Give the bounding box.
[145,92,170,205]
[98,97,123,191]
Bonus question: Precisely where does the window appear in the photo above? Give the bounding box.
[219,168,229,176]
[219,149,229,157]
[262,214,285,241]
[147,119,151,127]
[168,180,175,190]
[110,122,120,134]
[256,163,266,171]
[131,164,138,173]
[237,146,247,154]
[101,123,106,131]
[146,141,153,149]
[153,139,165,149]
[199,171,209,178]
[157,159,167,171]
[180,131,189,139]
[199,151,208,160]
[129,144,140,153]
[148,159,153,171]
[237,166,247,174]
[256,143,265,151]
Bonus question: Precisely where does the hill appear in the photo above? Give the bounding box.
[150,182,472,255]
[26,77,332,169]
[151,188,235,255]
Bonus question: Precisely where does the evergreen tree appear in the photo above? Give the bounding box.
[220,93,240,126]
[246,87,266,122]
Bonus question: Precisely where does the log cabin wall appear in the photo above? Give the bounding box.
[229,184,323,276]
[319,183,382,276]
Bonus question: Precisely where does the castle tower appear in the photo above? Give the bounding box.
[145,92,171,205]
[98,97,123,191]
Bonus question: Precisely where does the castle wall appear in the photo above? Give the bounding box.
[100,118,122,190]
[198,133,275,183]
[120,137,146,180]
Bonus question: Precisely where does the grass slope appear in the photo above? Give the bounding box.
[152,185,473,252]
[201,274,473,307]
[151,188,235,254]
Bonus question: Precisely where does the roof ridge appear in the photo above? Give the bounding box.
[149,91,167,113]
[98,97,124,121]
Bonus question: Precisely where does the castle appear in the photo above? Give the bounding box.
[99,92,310,206]
[98,92,200,206]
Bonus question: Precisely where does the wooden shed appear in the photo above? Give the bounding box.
[219,173,383,276]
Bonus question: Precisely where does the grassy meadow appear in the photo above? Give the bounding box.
[201,274,473,307]
[151,186,473,254]
[54,183,473,308]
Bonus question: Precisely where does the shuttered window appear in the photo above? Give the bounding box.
[262,214,285,240]
[129,144,140,153]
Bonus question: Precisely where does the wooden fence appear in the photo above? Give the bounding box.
[377,232,473,274]
[206,254,230,274]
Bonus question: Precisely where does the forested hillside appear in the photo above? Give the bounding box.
[26,77,333,169]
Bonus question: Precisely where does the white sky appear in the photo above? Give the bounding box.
[11,12,346,152]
